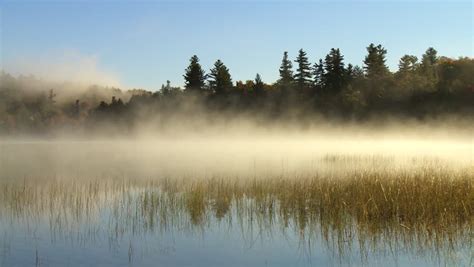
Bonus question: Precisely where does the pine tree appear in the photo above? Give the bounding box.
[345,63,354,83]
[363,44,391,106]
[312,59,325,91]
[293,49,312,89]
[352,65,364,79]
[420,47,438,78]
[419,47,439,91]
[398,55,418,74]
[161,80,171,95]
[208,59,233,95]
[421,47,438,67]
[363,43,389,78]
[278,51,293,86]
[183,55,206,92]
[253,73,264,96]
[323,48,345,94]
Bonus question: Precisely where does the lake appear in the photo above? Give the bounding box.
[0,138,472,266]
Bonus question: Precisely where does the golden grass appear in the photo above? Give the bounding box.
[0,156,472,264]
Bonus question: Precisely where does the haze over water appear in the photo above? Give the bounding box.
[0,126,472,267]
[1,0,473,266]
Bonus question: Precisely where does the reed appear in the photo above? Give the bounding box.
[0,155,472,265]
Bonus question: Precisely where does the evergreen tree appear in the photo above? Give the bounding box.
[345,63,354,83]
[363,43,389,78]
[312,59,325,89]
[293,49,312,89]
[323,48,345,94]
[208,60,233,95]
[421,47,438,67]
[412,47,439,92]
[398,55,418,74]
[183,55,206,92]
[161,80,172,95]
[253,73,264,96]
[396,55,426,96]
[363,44,391,106]
[352,65,364,79]
[278,51,293,86]
[420,47,438,81]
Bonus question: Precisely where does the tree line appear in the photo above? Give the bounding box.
[0,43,473,134]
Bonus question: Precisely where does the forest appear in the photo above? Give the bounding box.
[0,44,473,135]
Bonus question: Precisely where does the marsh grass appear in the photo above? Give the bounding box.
[0,155,472,265]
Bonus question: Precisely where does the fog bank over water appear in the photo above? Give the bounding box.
[1,122,472,180]
[1,111,472,267]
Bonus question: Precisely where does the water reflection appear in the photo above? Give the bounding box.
[0,165,472,266]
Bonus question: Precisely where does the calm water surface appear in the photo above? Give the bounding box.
[0,141,472,267]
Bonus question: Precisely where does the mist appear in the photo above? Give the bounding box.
[1,119,472,182]
[1,70,472,179]
[4,51,122,88]
[1,1,473,266]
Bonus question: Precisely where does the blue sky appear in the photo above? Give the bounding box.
[1,0,472,90]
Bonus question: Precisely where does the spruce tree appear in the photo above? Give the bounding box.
[253,73,264,96]
[278,51,293,87]
[421,47,438,67]
[352,65,364,79]
[420,47,438,77]
[183,55,206,92]
[345,63,354,83]
[398,55,418,74]
[420,47,439,90]
[312,59,325,90]
[323,48,345,94]
[363,43,389,78]
[208,59,233,95]
[363,43,390,105]
[293,49,312,89]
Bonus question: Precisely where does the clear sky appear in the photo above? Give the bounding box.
[1,0,472,90]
